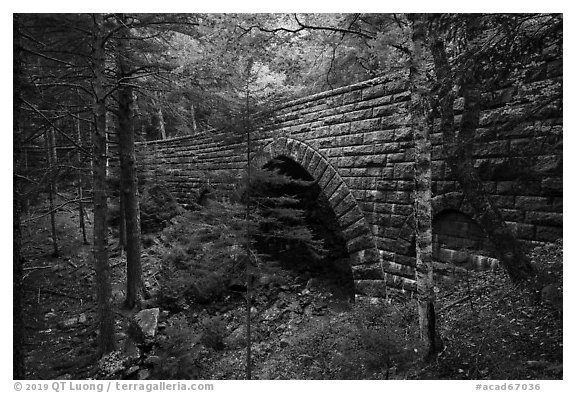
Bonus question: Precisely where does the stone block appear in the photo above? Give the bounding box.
[509,138,536,156]
[362,85,386,100]
[342,219,371,242]
[535,225,562,242]
[496,181,517,195]
[500,208,524,221]
[333,193,357,218]
[327,183,347,208]
[337,156,356,168]
[395,254,416,267]
[474,140,509,157]
[353,155,382,168]
[389,214,406,228]
[394,162,414,179]
[541,177,563,195]
[347,235,375,254]
[322,175,342,199]
[386,191,411,204]
[301,147,315,169]
[395,239,414,256]
[317,165,336,189]
[387,152,405,163]
[352,263,384,280]
[373,102,406,118]
[525,211,563,226]
[307,151,322,174]
[373,142,400,154]
[339,207,365,229]
[381,113,410,129]
[376,236,396,252]
[373,202,394,215]
[383,227,400,240]
[343,89,362,104]
[393,127,412,142]
[515,196,551,211]
[395,180,413,191]
[350,118,381,133]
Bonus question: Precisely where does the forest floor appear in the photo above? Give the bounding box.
[20,198,563,380]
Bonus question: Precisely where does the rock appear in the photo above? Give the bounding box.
[129,308,160,343]
[123,337,141,361]
[306,278,321,291]
[259,274,273,286]
[78,313,87,324]
[144,355,161,366]
[280,337,291,347]
[224,325,247,348]
[44,311,57,320]
[261,306,282,321]
[541,284,562,312]
[137,369,151,380]
[287,300,302,313]
[58,317,79,329]
[125,365,140,376]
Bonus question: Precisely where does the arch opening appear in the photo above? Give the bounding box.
[432,209,496,258]
[251,155,355,302]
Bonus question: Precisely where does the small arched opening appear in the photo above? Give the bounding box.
[432,209,498,269]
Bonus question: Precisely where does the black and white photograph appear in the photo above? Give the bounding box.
[10,9,564,385]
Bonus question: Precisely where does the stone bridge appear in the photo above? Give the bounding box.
[136,62,562,299]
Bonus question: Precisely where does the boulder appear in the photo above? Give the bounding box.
[129,308,160,343]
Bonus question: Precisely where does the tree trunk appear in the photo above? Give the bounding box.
[428,18,533,282]
[49,127,58,194]
[76,112,88,245]
[116,15,143,309]
[409,14,443,360]
[118,191,127,252]
[91,13,115,355]
[244,58,254,380]
[45,128,59,257]
[13,14,26,379]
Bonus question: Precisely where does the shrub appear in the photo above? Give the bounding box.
[155,204,247,311]
[199,316,227,350]
[262,301,420,379]
[151,315,204,379]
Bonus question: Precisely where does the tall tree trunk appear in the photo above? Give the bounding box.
[91,13,115,355]
[45,128,59,257]
[116,15,143,309]
[49,127,58,194]
[428,18,533,282]
[13,14,26,379]
[244,58,254,380]
[409,14,442,360]
[76,112,88,245]
[118,191,127,252]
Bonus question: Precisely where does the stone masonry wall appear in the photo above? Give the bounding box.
[136,54,562,298]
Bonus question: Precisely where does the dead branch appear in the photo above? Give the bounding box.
[22,197,92,224]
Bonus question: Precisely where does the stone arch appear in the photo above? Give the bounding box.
[253,136,382,297]
[394,192,499,273]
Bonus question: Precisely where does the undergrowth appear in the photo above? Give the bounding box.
[258,300,421,379]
